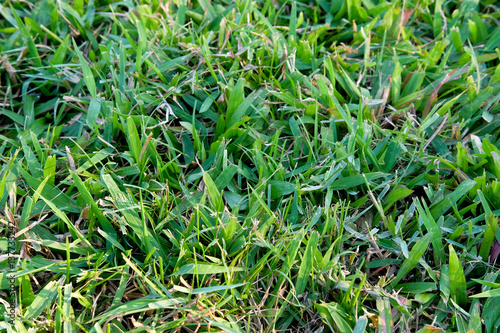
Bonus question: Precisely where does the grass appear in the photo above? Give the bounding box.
[0,0,500,332]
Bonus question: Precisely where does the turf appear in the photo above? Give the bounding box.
[1,0,500,332]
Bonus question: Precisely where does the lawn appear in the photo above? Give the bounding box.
[1,0,500,332]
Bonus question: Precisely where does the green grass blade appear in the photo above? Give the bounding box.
[392,232,433,286]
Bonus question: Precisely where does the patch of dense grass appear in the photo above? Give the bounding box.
[1,0,500,331]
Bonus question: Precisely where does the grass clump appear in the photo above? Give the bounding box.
[1,0,500,332]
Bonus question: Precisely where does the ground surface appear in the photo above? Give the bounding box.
[1,0,500,332]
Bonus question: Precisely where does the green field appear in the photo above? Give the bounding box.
[1,0,500,331]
